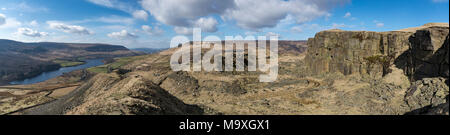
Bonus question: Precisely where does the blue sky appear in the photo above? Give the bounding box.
[0,0,448,48]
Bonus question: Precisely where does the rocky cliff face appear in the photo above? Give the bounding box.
[404,78,449,115]
[305,23,449,115]
[305,30,411,78]
[406,27,449,80]
[4,27,447,115]
[305,24,449,80]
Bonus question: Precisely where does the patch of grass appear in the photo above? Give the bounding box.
[111,92,127,100]
[87,55,148,73]
[87,65,108,73]
[53,60,86,67]
[364,55,389,64]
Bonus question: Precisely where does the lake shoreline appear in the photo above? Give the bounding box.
[0,64,61,86]
[53,60,87,67]
[8,59,105,85]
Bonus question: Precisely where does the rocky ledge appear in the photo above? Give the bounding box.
[305,23,449,115]
[306,23,449,80]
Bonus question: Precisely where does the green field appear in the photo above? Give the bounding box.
[87,55,148,73]
[53,60,86,67]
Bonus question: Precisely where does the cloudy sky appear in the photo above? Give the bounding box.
[0,0,448,48]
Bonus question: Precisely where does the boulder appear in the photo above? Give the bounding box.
[404,78,449,115]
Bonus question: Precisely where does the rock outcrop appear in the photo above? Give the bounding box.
[15,73,204,115]
[406,27,449,80]
[305,23,449,115]
[306,23,449,80]
[305,30,411,78]
[404,78,449,115]
[65,74,205,115]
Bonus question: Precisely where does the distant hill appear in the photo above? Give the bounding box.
[131,48,167,54]
[0,39,143,85]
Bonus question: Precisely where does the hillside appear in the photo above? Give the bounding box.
[131,48,167,54]
[1,24,448,115]
[0,39,143,85]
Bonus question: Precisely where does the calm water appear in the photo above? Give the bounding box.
[9,59,104,85]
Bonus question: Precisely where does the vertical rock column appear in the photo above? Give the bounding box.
[408,27,449,80]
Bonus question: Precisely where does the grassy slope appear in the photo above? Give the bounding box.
[87,55,148,73]
[53,60,86,67]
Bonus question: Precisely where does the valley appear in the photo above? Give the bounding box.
[0,39,143,85]
[0,23,448,115]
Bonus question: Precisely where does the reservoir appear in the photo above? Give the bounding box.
[9,59,104,85]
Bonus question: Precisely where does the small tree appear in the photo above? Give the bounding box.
[364,53,396,77]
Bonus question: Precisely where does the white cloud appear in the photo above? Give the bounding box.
[223,0,286,30]
[29,20,38,27]
[100,25,128,30]
[140,0,349,31]
[291,26,303,33]
[14,2,49,13]
[1,8,6,11]
[344,12,351,18]
[330,23,356,29]
[132,10,149,20]
[0,15,22,29]
[307,24,322,30]
[97,16,135,25]
[47,21,94,35]
[142,25,164,35]
[373,20,384,28]
[86,0,145,24]
[141,0,233,33]
[141,0,234,26]
[331,23,346,29]
[376,22,384,28]
[173,26,193,35]
[0,14,5,25]
[245,31,257,36]
[87,0,114,7]
[15,27,48,37]
[265,32,281,38]
[70,15,135,25]
[194,17,218,32]
[224,0,350,30]
[343,12,357,20]
[87,0,135,13]
[107,30,138,39]
[172,17,219,35]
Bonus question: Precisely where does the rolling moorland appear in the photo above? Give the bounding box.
[0,23,448,115]
[0,39,143,85]
[131,48,168,54]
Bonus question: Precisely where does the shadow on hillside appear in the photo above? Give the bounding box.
[394,34,449,85]
[405,95,449,115]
